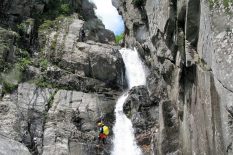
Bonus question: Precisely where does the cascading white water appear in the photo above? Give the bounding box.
[112,48,146,155]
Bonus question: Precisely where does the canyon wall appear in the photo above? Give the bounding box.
[113,0,233,154]
[0,0,125,154]
[0,0,233,154]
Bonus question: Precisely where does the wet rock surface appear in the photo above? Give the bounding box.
[115,0,233,154]
[123,86,157,133]
[123,86,158,154]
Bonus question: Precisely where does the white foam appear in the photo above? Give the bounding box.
[112,48,146,155]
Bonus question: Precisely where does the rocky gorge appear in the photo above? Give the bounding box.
[0,0,123,154]
[0,0,233,155]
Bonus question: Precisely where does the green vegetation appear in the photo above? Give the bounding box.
[34,76,68,90]
[51,39,57,50]
[132,0,145,7]
[39,59,49,71]
[1,80,18,94]
[15,49,32,72]
[0,27,19,72]
[50,33,58,50]
[208,0,233,9]
[38,15,69,32]
[47,90,58,109]
[17,23,27,34]
[0,48,32,95]
[44,90,58,120]
[223,0,233,8]
[209,0,215,7]
[17,19,34,35]
[0,27,33,95]
[35,76,53,88]
[0,27,19,42]
[17,49,30,59]
[0,44,10,71]
[115,33,124,44]
[1,66,21,94]
[45,1,72,17]
[36,0,73,32]
[59,4,71,15]
[36,0,72,23]
[39,20,54,31]
[17,57,32,71]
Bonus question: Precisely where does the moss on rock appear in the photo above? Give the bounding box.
[0,27,19,72]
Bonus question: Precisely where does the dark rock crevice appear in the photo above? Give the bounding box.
[185,0,201,48]
[41,90,58,154]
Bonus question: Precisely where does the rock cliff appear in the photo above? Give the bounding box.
[0,0,233,155]
[0,0,125,154]
[113,0,233,154]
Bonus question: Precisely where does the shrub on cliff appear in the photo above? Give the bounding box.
[59,4,71,15]
[39,59,49,71]
[209,0,233,9]
[17,57,32,71]
[1,80,18,94]
[39,20,54,31]
[115,33,124,44]
[17,18,34,35]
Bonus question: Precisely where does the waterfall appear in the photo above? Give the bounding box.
[112,48,146,155]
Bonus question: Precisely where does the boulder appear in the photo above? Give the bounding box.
[123,86,158,153]
[40,17,125,89]
[44,64,123,93]
[83,19,115,44]
[0,135,31,155]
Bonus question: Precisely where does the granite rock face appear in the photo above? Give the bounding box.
[0,0,90,26]
[42,89,116,155]
[0,0,123,154]
[0,83,55,154]
[0,0,232,154]
[0,83,117,155]
[114,0,233,154]
[38,15,125,90]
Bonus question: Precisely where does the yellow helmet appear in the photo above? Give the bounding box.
[98,122,104,126]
